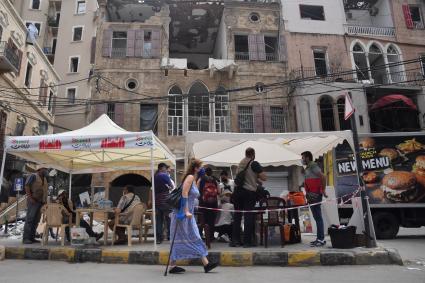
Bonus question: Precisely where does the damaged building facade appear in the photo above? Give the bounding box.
[285,0,425,134]
[90,0,293,193]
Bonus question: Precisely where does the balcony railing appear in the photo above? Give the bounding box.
[235,52,249,61]
[0,41,20,73]
[290,67,356,82]
[111,48,127,58]
[344,24,396,37]
[266,53,278,62]
[47,17,59,27]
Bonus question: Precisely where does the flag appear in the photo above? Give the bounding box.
[344,93,355,120]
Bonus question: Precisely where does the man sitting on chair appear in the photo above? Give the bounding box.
[108,185,141,245]
[57,190,103,242]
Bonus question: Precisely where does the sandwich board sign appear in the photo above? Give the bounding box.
[14,178,24,192]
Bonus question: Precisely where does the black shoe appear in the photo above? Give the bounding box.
[204,262,218,273]
[114,239,127,245]
[156,239,163,245]
[229,242,241,247]
[31,239,41,243]
[95,232,104,241]
[169,266,185,274]
[23,239,33,244]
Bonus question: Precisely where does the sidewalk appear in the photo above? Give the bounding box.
[0,233,402,267]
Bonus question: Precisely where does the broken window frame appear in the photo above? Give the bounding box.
[69,56,79,73]
[107,103,115,121]
[188,82,210,132]
[352,43,370,81]
[299,5,326,21]
[24,62,33,88]
[67,88,76,104]
[72,26,83,42]
[143,30,152,58]
[319,95,336,131]
[214,86,230,133]
[409,5,424,29]
[313,48,328,77]
[264,35,278,62]
[238,106,254,133]
[76,0,86,14]
[234,34,249,61]
[111,31,127,58]
[168,86,184,136]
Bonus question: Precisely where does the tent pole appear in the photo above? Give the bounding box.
[68,173,72,200]
[0,149,7,192]
[151,147,157,250]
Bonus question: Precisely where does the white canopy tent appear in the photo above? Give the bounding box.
[186,131,354,167]
[0,114,177,249]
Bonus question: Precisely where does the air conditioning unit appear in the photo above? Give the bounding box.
[369,6,379,16]
[345,12,353,20]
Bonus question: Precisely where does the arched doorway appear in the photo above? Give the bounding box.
[110,174,151,206]
[188,82,210,132]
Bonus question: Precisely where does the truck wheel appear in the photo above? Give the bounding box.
[372,212,399,239]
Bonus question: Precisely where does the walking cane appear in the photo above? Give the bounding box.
[164,219,179,276]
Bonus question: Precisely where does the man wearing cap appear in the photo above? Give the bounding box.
[23,165,49,244]
[154,162,173,244]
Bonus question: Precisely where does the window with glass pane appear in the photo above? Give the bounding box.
[313,49,328,76]
[31,0,40,10]
[73,27,83,41]
[215,87,230,132]
[270,107,285,133]
[188,82,209,132]
[111,31,127,58]
[77,1,86,14]
[107,103,115,120]
[168,86,183,136]
[238,106,254,133]
[70,57,79,73]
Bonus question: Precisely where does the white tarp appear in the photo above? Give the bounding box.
[187,131,353,167]
[4,114,176,174]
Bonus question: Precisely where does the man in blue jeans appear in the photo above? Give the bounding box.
[154,163,173,244]
[301,151,328,247]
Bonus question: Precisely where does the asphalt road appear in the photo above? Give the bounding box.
[0,228,423,283]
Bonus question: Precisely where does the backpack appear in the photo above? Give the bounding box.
[234,160,253,188]
[283,224,301,244]
[202,180,219,204]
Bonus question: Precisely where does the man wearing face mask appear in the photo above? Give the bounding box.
[23,165,49,244]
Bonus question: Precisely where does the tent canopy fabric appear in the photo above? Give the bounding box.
[370,94,417,111]
[186,131,353,167]
[4,114,176,174]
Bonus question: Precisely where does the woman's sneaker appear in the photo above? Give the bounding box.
[311,239,326,247]
[169,266,186,274]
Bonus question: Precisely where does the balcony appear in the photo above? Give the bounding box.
[0,42,20,73]
[344,24,396,37]
[47,17,59,28]
[290,67,356,83]
[235,52,249,61]
[111,48,126,58]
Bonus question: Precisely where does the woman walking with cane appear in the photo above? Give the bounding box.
[167,158,218,274]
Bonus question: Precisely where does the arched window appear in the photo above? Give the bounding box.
[352,43,369,81]
[214,86,230,132]
[188,82,210,132]
[337,97,351,130]
[368,44,388,84]
[387,45,403,83]
[319,96,336,131]
[168,85,183,136]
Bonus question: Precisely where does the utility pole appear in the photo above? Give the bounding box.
[348,91,377,248]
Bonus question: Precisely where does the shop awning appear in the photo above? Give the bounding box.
[370,94,417,111]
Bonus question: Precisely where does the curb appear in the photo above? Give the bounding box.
[2,245,403,267]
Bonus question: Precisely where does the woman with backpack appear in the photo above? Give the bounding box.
[168,158,218,274]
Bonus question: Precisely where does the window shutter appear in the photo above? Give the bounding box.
[248,34,258,61]
[256,34,266,61]
[94,103,106,120]
[151,29,161,58]
[278,33,288,62]
[126,30,136,57]
[114,103,125,127]
[402,4,414,29]
[253,105,263,133]
[90,36,96,64]
[263,106,272,133]
[135,29,144,57]
[102,29,112,57]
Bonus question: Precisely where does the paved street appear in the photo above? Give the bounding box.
[1,228,424,283]
[0,261,424,283]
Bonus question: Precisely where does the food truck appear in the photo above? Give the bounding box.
[332,132,425,239]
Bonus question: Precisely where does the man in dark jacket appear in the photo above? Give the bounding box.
[231,148,267,248]
[154,163,173,244]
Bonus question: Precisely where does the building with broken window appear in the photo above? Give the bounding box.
[90,0,290,187]
[285,0,425,134]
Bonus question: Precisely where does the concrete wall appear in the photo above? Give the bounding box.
[282,0,346,35]
[346,0,394,27]
[53,0,98,132]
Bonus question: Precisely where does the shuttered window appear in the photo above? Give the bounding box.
[403,4,414,29]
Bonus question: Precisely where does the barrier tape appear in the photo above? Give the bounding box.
[196,187,361,214]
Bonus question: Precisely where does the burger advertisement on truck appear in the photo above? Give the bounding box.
[334,136,425,204]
